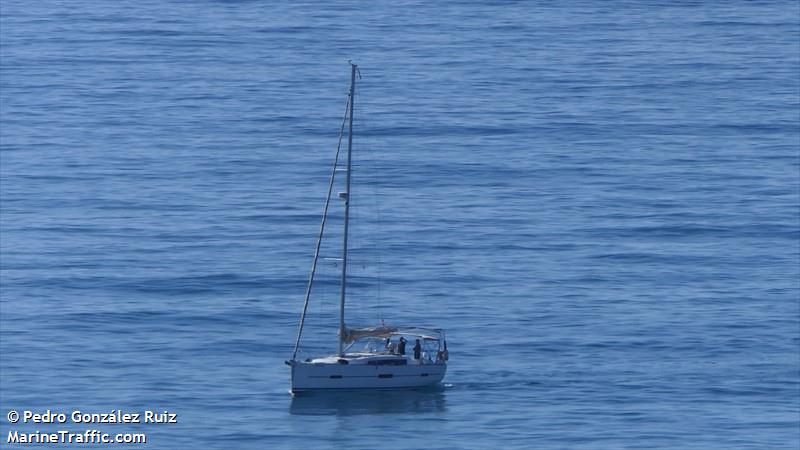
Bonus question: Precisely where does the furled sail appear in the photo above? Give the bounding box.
[341,326,399,344]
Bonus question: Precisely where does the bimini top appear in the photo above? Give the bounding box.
[342,325,445,344]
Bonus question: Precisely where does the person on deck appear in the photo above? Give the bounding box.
[413,339,422,360]
[398,337,407,355]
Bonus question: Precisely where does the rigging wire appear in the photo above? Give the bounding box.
[291,92,352,361]
[356,70,385,325]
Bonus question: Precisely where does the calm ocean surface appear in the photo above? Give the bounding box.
[1,1,799,448]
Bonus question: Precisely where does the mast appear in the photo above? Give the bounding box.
[338,62,357,356]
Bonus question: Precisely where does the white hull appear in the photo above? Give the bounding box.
[290,356,447,392]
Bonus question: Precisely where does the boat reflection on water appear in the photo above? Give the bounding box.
[289,386,447,416]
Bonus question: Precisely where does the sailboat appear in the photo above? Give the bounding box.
[286,63,449,393]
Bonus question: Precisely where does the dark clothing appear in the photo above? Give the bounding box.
[398,337,406,356]
[413,340,422,360]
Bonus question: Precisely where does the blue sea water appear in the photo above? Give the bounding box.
[1,1,799,448]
